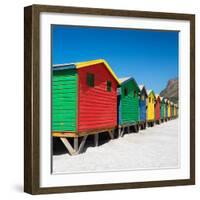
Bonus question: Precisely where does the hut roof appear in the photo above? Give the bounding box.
[139,84,148,97]
[160,96,167,103]
[53,59,120,84]
[156,94,161,99]
[147,90,156,98]
[119,77,139,90]
[53,63,76,70]
[119,77,131,83]
[139,84,144,91]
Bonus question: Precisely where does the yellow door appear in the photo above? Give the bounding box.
[174,105,176,117]
[168,101,171,118]
[147,92,155,121]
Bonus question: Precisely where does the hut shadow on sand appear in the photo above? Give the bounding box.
[52,130,119,155]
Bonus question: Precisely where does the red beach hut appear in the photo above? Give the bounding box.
[77,59,119,132]
[155,94,161,124]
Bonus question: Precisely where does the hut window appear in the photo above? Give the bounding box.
[134,90,137,97]
[141,95,145,101]
[107,81,112,92]
[124,88,128,96]
[87,73,94,87]
[149,97,151,103]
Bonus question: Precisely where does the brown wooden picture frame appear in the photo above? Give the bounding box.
[24,4,195,195]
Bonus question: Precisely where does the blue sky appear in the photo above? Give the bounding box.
[52,25,178,93]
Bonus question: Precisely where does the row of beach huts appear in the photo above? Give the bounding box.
[52,59,178,155]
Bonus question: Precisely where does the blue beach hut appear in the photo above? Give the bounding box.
[139,85,148,129]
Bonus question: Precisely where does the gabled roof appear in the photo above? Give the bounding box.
[139,84,144,91]
[119,77,139,90]
[76,59,120,84]
[160,96,167,103]
[147,90,156,98]
[53,59,120,84]
[119,77,131,83]
[139,84,148,97]
[53,63,76,70]
[174,104,178,108]
[156,94,161,99]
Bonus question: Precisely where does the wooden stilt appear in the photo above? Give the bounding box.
[108,130,114,139]
[127,126,130,133]
[134,125,138,133]
[78,135,88,154]
[120,127,125,137]
[60,137,76,155]
[118,127,121,138]
[119,127,123,137]
[74,137,79,152]
[94,133,99,147]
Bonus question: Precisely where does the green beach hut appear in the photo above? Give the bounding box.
[160,97,166,122]
[118,77,140,136]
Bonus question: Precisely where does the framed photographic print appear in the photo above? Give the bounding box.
[24,4,195,194]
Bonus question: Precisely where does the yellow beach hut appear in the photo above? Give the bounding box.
[167,99,171,120]
[174,104,178,118]
[171,102,174,119]
[147,90,156,127]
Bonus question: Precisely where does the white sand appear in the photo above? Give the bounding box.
[53,119,178,174]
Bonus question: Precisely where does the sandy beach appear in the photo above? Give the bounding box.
[53,119,179,174]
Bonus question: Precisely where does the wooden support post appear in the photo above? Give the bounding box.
[120,128,122,137]
[127,126,130,133]
[118,127,121,138]
[120,127,124,137]
[74,137,79,152]
[60,137,76,155]
[78,135,88,154]
[94,133,99,147]
[108,130,114,139]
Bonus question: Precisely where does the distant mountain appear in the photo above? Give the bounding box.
[160,78,178,104]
